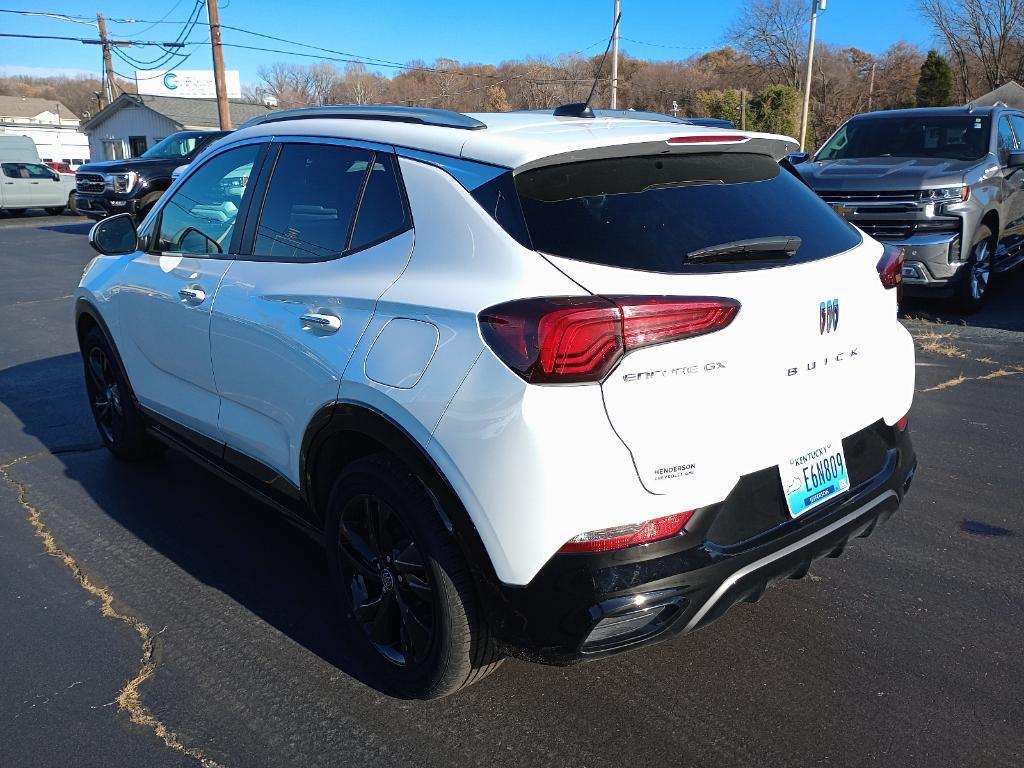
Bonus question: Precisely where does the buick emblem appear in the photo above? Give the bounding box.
[820,299,839,334]
[380,568,395,593]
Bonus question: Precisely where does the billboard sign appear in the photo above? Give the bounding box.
[136,70,242,99]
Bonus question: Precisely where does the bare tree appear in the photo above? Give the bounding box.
[727,0,807,88]
[920,0,1024,99]
[308,62,341,106]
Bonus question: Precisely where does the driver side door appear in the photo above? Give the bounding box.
[115,140,267,442]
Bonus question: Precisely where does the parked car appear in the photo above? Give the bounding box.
[793,105,1024,311]
[1,160,77,215]
[77,106,916,699]
[44,160,75,175]
[74,129,227,222]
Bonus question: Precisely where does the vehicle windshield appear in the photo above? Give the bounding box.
[817,115,991,162]
[142,132,215,160]
[513,153,861,274]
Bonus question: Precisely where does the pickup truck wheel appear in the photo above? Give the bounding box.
[955,225,994,313]
[326,454,503,699]
[81,327,164,461]
[9,209,26,217]
[45,207,65,216]
[67,191,78,214]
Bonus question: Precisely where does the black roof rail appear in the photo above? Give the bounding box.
[239,105,487,131]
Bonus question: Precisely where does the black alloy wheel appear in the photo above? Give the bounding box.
[337,493,436,666]
[85,344,125,446]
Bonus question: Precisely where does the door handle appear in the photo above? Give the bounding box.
[300,312,341,332]
[178,285,207,305]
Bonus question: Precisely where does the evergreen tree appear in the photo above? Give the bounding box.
[916,50,954,107]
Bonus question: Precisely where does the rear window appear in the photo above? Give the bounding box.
[514,153,861,273]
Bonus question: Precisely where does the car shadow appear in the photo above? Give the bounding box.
[900,266,1024,333]
[0,351,392,694]
[38,222,93,236]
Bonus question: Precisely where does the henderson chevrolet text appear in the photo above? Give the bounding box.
[77,103,917,699]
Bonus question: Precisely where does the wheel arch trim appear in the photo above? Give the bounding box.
[300,399,501,586]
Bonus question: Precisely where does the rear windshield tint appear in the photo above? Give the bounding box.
[514,153,861,273]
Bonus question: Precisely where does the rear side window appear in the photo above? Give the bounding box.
[254,143,371,261]
[350,152,409,251]
[515,153,862,273]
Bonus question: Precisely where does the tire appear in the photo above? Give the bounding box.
[80,327,164,461]
[326,454,503,699]
[67,191,78,215]
[9,209,26,217]
[45,206,64,216]
[955,225,995,313]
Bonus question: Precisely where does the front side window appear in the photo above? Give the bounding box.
[817,115,992,162]
[253,143,372,261]
[24,163,55,179]
[515,153,862,274]
[155,144,259,255]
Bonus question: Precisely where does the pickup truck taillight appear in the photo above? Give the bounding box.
[877,244,904,290]
[478,296,740,384]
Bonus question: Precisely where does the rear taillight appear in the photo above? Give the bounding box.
[896,414,909,431]
[877,244,904,290]
[560,511,695,554]
[478,296,740,384]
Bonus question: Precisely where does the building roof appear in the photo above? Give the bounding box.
[81,93,272,132]
[226,108,798,171]
[969,81,1024,109]
[0,95,75,120]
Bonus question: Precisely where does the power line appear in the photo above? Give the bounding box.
[0,31,186,46]
[113,1,204,70]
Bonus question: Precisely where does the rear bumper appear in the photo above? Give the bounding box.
[75,194,140,219]
[483,421,916,665]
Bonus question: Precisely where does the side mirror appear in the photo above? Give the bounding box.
[787,151,812,165]
[89,213,139,255]
[171,164,188,180]
[49,169,60,181]
[1008,150,1024,168]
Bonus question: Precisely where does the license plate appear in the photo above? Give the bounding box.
[779,438,851,518]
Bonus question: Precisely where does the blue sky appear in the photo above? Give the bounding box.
[1,1,939,85]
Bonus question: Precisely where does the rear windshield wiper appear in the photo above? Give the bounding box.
[686,236,802,264]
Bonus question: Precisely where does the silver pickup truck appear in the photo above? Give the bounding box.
[792,105,1024,311]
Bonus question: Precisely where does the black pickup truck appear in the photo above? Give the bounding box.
[74,130,227,221]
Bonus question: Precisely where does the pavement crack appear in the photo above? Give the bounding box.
[0,454,227,768]
[922,368,1022,393]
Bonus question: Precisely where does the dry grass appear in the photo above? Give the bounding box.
[923,373,968,392]
[915,331,966,358]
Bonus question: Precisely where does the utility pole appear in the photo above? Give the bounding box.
[96,13,115,107]
[798,0,822,151]
[740,89,747,130]
[867,61,876,111]
[610,0,620,109]
[206,0,232,129]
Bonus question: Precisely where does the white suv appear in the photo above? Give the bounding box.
[77,106,917,699]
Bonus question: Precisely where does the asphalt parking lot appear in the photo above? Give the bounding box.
[0,212,1021,768]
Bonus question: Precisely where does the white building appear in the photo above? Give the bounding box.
[81,93,271,161]
[0,95,91,166]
